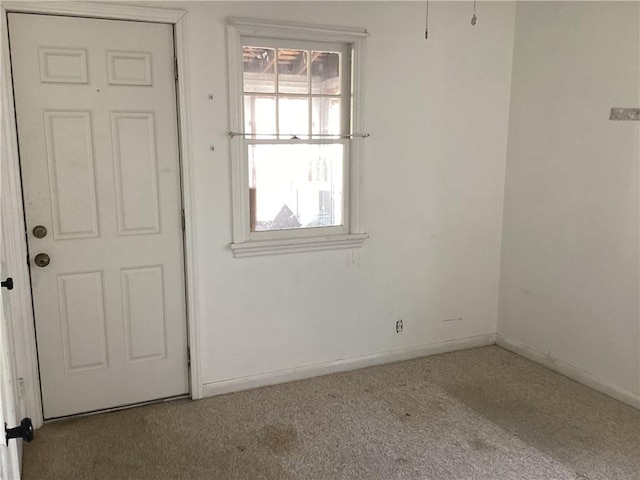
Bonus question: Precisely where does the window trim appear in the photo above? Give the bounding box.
[227,17,369,258]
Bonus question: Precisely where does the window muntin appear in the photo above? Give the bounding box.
[241,39,350,235]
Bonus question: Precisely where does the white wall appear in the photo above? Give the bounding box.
[163,1,516,390]
[498,2,640,403]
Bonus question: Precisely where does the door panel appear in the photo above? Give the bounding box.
[110,112,161,235]
[43,110,100,239]
[39,47,89,84]
[121,266,167,363]
[9,13,188,419]
[107,51,152,86]
[57,271,108,373]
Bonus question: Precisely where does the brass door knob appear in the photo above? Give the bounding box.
[34,253,50,268]
[32,225,47,238]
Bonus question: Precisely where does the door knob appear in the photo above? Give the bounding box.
[32,225,47,239]
[5,418,34,445]
[34,253,50,268]
[1,278,13,290]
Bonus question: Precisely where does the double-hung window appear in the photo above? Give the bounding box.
[227,18,369,257]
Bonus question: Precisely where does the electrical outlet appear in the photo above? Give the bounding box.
[396,320,403,333]
[17,378,25,398]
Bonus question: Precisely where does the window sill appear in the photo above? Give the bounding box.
[230,233,369,258]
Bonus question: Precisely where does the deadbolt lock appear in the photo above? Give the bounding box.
[32,225,47,239]
[34,253,50,268]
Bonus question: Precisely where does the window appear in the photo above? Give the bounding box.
[227,18,369,257]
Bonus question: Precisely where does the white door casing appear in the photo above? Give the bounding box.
[0,259,21,480]
[9,13,189,419]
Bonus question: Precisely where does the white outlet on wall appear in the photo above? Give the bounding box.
[396,320,403,333]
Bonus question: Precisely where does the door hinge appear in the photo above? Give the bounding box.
[174,57,178,81]
[187,346,191,366]
[181,208,186,232]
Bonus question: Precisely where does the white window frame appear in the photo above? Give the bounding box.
[227,17,369,258]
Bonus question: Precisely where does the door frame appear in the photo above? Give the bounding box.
[1,2,202,427]
[0,259,21,478]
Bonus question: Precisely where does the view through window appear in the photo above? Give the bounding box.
[242,44,348,232]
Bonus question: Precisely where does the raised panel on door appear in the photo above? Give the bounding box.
[39,47,89,84]
[57,271,108,372]
[107,51,152,86]
[121,266,167,363]
[43,111,100,239]
[110,112,161,235]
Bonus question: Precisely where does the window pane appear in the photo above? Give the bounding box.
[243,47,276,93]
[277,49,308,94]
[248,144,344,231]
[311,51,341,94]
[244,95,276,135]
[278,97,309,138]
[312,98,341,135]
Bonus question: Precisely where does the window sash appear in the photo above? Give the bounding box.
[241,38,352,140]
[242,139,350,241]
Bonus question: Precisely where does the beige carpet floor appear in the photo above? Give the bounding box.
[22,346,640,480]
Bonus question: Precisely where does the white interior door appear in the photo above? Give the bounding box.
[8,13,189,419]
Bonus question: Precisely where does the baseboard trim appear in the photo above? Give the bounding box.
[203,333,496,398]
[496,334,640,410]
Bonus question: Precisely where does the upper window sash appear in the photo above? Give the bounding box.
[240,39,351,140]
[227,16,367,140]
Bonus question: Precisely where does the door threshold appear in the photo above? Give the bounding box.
[44,394,190,423]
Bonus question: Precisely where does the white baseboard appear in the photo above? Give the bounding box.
[203,333,496,398]
[496,334,640,410]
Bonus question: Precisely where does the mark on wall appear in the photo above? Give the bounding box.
[609,108,640,121]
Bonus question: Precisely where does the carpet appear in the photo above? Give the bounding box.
[22,346,640,479]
